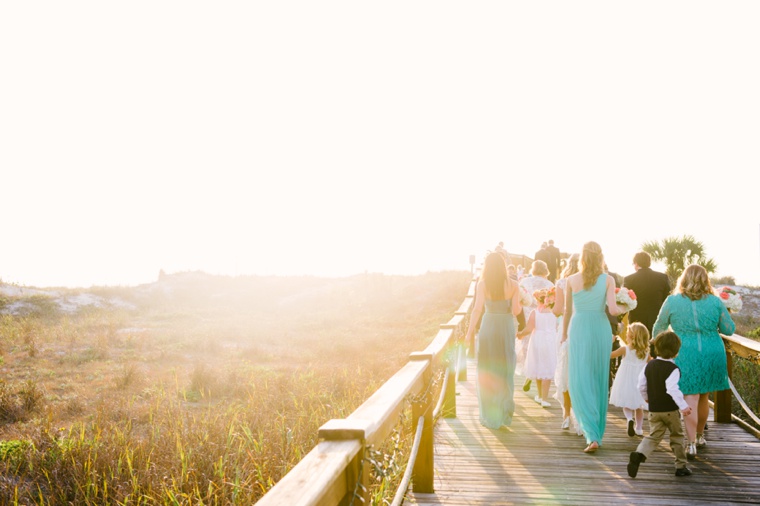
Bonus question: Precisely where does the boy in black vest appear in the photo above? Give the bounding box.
[627,331,693,478]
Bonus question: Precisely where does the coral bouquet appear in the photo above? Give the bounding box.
[715,286,742,313]
[615,287,638,312]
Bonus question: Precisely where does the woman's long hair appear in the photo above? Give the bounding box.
[482,251,511,300]
[580,241,604,289]
[560,253,580,279]
[677,264,713,301]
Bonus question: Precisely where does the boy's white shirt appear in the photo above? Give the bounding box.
[637,358,689,411]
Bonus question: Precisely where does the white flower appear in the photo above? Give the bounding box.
[715,286,742,313]
[519,285,534,307]
[615,287,638,312]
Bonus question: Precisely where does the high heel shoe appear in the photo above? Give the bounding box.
[686,442,697,460]
[561,417,570,430]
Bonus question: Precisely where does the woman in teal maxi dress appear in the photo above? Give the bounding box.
[466,252,522,430]
[563,242,625,452]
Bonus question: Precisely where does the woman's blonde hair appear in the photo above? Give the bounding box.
[531,260,549,277]
[560,253,580,279]
[676,264,713,301]
[626,322,650,361]
[580,241,604,290]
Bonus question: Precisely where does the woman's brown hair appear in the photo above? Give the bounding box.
[482,251,512,300]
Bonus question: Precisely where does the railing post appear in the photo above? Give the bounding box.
[319,420,372,505]
[439,322,463,418]
[341,450,369,506]
[408,352,435,493]
[715,348,733,423]
[411,394,434,493]
[443,358,457,419]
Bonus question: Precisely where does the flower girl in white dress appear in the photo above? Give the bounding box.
[609,322,651,436]
[517,288,558,408]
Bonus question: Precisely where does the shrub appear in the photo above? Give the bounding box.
[711,275,736,286]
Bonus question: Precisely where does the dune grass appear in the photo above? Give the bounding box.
[0,270,472,504]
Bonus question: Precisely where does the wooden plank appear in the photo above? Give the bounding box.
[256,440,362,506]
[723,333,760,361]
[405,357,760,505]
[342,360,428,444]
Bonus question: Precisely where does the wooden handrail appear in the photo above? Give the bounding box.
[716,333,760,424]
[256,274,477,505]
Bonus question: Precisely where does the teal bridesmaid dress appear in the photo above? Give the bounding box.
[476,298,516,429]
[568,274,613,445]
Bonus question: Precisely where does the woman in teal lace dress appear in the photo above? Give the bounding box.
[466,252,522,429]
[562,242,625,452]
[652,264,735,460]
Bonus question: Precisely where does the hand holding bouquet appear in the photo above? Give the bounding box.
[715,286,742,313]
[519,285,534,307]
[615,287,638,313]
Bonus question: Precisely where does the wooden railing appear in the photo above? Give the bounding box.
[716,333,760,436]
[256,276,476,505]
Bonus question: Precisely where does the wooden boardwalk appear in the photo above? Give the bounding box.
[406,358,760,505]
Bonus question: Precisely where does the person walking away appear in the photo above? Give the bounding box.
[518,260,554,393]
[553,253,580,432]
[609,323,650,437]
[652,264,735,459]
[517,288,558,408]
[465,252,522,429]
[545,239,561,283]
[623,251,670,357]
[627,331,692,478]
[563,241,626,453]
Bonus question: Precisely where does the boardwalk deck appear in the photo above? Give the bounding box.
[406,357,760,505]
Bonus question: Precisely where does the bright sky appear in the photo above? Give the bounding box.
[2,2,759,288]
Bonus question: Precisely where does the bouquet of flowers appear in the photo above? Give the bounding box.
[519,285,534,307]
[715,286,742,313]
[534,287,556,309]
[615,287,638,312]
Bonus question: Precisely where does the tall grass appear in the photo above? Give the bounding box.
[0,271,470,504]
[728,312,760,430]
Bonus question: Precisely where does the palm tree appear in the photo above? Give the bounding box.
[641,235,717,286]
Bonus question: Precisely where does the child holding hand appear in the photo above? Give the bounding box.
[627,331,693,479]
[517,288,558,408]
[609,322,650,437]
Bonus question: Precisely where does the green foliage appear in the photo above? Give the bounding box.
[711,275,736,286]
[642,235,718,286]
[731,357,760,430]
[0,439,33,470]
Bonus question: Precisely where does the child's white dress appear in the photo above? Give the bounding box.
[609,344,649,409]
[523,309,558,380]
[554,337,569,401]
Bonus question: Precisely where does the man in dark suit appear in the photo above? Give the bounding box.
[624,251,671,357]
[545,239,561,283]
[534,242,549,265]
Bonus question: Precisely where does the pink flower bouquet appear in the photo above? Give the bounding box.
[715,286,742,313]
[534,287,556,309]
[615,287,638,312]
